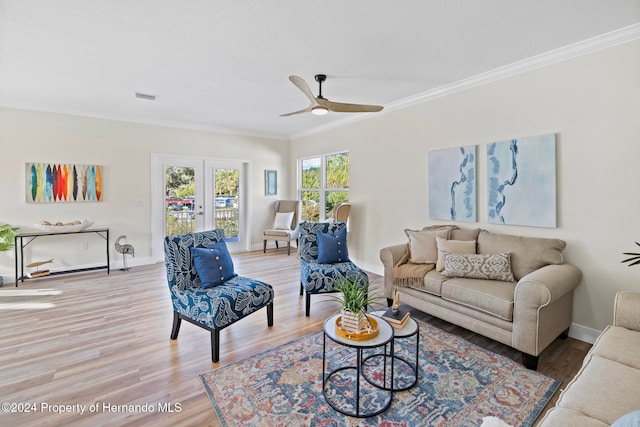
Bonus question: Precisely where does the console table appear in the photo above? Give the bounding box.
[14,228,110,286]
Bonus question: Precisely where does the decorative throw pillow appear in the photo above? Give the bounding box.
[404,228,450,264]
[612,411,640,427]
[273,211,294,230]
[316,228,349,264]
[442,252,516,282]
[191,241,238,289]
[436,237,477,272]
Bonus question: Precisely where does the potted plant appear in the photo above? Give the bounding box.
[325,277,382,335]
[0,223,19,287]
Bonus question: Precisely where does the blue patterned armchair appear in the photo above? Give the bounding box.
[164,229,274,362]
[299,221,369,316]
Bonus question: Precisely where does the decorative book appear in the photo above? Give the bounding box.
[382,306,411,329]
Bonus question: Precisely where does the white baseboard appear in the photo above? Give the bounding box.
[568,322,601,344]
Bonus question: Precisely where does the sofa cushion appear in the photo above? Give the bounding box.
[477,230,566,280]
[451,227,481,241]
[408,269,448,296]
[405,228,449,264]
[588,325,640,370]
[554,355,640,425]
[435,237,476,272]
[540,408,609,427]
[441,277,515,321]
[442,252,516,282]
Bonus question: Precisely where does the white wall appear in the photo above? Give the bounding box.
[0,108,289,279]
[290,40,640,332]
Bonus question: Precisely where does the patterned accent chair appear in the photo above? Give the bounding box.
[164,229,274,362]
[299,221,369,316]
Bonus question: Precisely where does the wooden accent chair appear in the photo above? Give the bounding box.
[298,221,369,316]
[263,200,300,255]
[164,229,274,362]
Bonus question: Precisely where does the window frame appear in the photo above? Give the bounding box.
[299,150,349,222]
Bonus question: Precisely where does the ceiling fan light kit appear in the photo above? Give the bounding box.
[311,106,329,115]
[281,74,383,117]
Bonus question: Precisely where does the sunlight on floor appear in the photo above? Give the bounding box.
[0,302,56,310]
[0,288,61,309]
[0,289,62,296]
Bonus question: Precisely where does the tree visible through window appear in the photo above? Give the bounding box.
[300,152,349,221]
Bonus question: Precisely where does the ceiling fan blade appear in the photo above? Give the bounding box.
[289,75,317,103]
[280,106,313,117]
[321,99,384,113]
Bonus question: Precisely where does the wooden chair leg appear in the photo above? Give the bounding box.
[522,353,539,370]
[275,241,279,249]
[300,282,304,296]
[211,329,220,363]
[263,240,267,253]
[305,292,311,317]
[287,241,291,255]
[170,311,182,340]
[267,303,274,326]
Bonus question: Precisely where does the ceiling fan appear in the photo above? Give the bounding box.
[281,74,384,117]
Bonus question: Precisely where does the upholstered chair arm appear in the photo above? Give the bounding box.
[614,291,640,331]
[380,244,409,298]
[512,264,582,356]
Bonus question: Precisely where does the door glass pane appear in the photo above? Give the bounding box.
[165,166,195,236]
[214,168,239,242]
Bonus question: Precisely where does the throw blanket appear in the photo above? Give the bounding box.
[392,225,458,287]
[393,248,435,286]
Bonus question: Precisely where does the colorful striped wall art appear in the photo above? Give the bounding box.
[25,163,103,203]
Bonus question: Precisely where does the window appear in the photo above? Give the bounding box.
[300,152,349,221]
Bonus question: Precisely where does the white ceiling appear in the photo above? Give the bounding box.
[1,1,639,140]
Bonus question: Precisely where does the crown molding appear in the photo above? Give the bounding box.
[0,98,290,142]
[291,23,640,141]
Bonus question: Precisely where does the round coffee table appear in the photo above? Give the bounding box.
[322,313,395,418]
[362,311,420,391]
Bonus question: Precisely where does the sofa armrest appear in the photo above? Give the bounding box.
[614,291,640,332]
[512,263,582,356]
[516,264,582,307]
[380,243,408,298]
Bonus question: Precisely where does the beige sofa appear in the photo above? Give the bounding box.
[538,291,640,426]
[380,226,582,370]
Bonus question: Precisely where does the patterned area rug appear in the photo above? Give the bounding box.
[199,319,559,426]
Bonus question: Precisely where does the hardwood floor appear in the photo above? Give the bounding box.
[0,249,591,426]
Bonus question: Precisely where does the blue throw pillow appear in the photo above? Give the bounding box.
[191,240,237,289]
[612,411,640,427]
[316,228,349,264]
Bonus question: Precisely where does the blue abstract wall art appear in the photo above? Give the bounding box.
[429,145,477,222]
[487,133,557,228]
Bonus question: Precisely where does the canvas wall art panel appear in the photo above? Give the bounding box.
[429,146,477,222]
[26,163,103,203]
[487,133,556,227]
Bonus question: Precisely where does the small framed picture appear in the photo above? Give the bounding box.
[265,170,277,196]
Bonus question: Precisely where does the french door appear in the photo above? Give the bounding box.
[151,154,248,261]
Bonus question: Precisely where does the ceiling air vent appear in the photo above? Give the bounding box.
[134,92,157,101]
